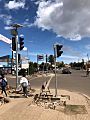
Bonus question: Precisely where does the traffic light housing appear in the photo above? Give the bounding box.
[12,37,16,51]
[19,37,24,51]
[18,54,21,63]
[46,54,48,63]
[56,44,63,57]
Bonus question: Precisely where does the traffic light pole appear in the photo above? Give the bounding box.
[11,50,13,74]
[27,49,29,75]
[16,34,19,88]
[46,54,48,74]
[37,55,39,72]
[54,44,57,97]
[53,43,63,97]
[11,24,23,89]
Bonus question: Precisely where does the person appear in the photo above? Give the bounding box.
[0,74,7,97]
[40,81,50,96]
[86,68,89,76]
[20,73,29,97]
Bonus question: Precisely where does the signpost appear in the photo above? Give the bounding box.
[37,54,44,71]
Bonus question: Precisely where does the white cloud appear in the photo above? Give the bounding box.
[5,0,25,10]
[34,0,90,40]
[0,14,12,26]
[22,20,33,27]
[20,34,24,37]
[62,54,88,63]
[60,54,80,63]
[62,55,79,59]
[4,26,12,30]
[23,47,27,51]
[85,45,90,50]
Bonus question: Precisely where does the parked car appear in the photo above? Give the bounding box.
[62,68,71,74]
[74,67,81,70]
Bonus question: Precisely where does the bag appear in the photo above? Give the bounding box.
[22,82,27,87]
[1,79,7,87]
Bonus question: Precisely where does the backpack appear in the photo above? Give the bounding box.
[1,79,7,87]
[22,82,27,87]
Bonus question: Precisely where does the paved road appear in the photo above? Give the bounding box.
[6,70,90,97]
[49,70,90,97]
[6,75,51,89]
[30,70,90,97]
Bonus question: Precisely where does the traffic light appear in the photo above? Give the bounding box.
[12,37,16,51]
[46,54,48,63]
[18,54,21,63]
[56,44,63,57]
[19,37,24,51]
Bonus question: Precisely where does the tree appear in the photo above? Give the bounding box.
[48,55,54,66]
[39,62,44,71]
[57,61,65,68]
[33,62,38,72]
[69,60,85,69]
[29,62,35,75]
[18,69,26,75]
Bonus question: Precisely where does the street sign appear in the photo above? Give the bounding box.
[37,55,44,61]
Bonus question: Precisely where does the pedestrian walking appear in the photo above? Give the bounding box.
[20,73,29,97]
[0,74,7,97]
[86,68,89,76]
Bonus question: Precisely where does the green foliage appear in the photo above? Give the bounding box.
[29,62,38,75]
[18,69,26,75]
[57,61,65,68]
[29,62,35,75]
[33,62,38,68]
[70,61,85,69]
[48,55,54,65]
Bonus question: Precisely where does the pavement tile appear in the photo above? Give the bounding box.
[39,109,59,120]
[0,89,90,120]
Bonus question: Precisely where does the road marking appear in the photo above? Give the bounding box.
[45,74,54,90]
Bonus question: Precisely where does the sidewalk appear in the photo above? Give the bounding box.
[0,89,90,120]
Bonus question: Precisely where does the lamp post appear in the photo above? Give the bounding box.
[11,24,23,88]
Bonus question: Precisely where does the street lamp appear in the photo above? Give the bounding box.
[11,23,23,88]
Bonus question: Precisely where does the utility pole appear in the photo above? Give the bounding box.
[11,24,23,88]
[54,44,57,97]
[46,54,48,74]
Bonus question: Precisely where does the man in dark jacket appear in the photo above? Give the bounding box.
[0,74,7,97]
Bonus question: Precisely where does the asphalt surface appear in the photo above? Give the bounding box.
[6,69,90,97]
[50,69,90,97]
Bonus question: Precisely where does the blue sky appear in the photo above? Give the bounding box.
[0,0,90,64]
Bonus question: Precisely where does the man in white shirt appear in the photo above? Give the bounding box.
[20,73,28,97]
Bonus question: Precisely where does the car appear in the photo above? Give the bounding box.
[53,68,61,73]
[74,67,80,70]
[62,68,71,74]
